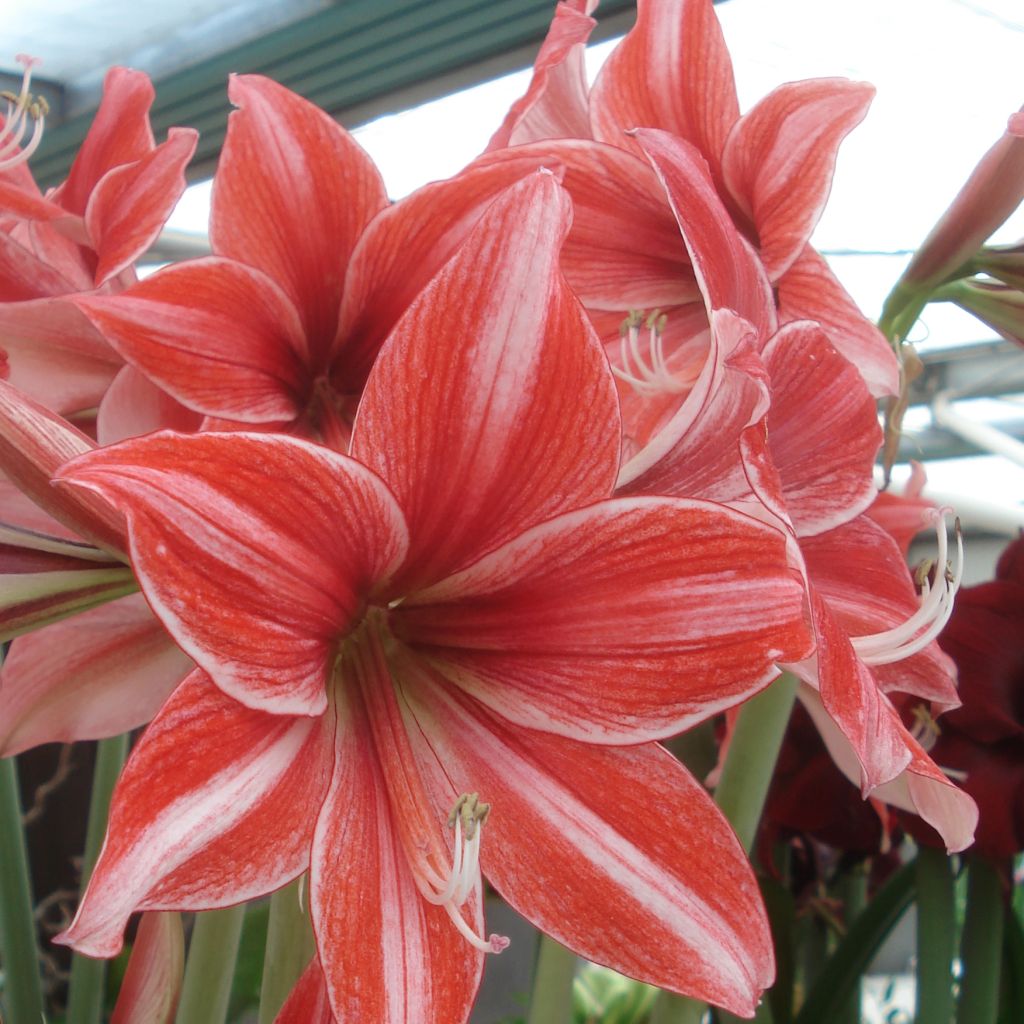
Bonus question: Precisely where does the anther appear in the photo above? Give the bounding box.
[612,309,689,396]
[1,55,48,173]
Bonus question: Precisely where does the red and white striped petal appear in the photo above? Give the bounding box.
[110,912,184,1024]
[212,75,388,364]
[395,496,809,743]
[310,680,482,1024]
[763,321,881,537]
[777,245,899,398]
[76,258,310,424]
[0,378,126,553]
[721,79,874,280]
[352,172,620,592]
[57,433,409,715]
[799,684,977,853]
[792,593,913,795]
[632,129,776,338]
[407,677,774,1017]
[86,127,198,286]
[58,669,334,958]
[485,1,596,150]
[275,960,334,1024]
[590,0,739,187]
[0,593,192,756]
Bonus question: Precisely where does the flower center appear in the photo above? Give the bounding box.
[1,55,48,172]
[612,309,691,396]
[851,510,963,665]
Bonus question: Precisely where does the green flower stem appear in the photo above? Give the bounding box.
[258,876,316,1023]
[175,905,247,1024]
[915,846,956,1024]
[651,672,799,1023]
[527,934,577,1024]
[956,855,1004,1024]
[0,755,46,1023]
[835,867,868,1024]
[66,733,130,1024]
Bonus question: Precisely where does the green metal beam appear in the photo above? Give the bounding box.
[34,0,638,186]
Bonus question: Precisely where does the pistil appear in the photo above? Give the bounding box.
[0,55,48,172]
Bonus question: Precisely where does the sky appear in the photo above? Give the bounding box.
[164,0,1024,534]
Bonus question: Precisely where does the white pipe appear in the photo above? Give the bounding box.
[932,391,1024,469]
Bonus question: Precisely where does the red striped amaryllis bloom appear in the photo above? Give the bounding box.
[54,173,811,1020]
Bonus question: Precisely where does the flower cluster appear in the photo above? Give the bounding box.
[0,1,980,1020]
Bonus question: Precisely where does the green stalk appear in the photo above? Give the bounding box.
[174,905,247,1024]
[796,861,916,1024]
[66,733,130,1024]
[0,755,46,1023]
[956,855,1004,1024]
[527,934,577,1024]
[915,847,956,1024]
[651,673,799,1023]
[835,867,868,1024]
[258,876,316,1024]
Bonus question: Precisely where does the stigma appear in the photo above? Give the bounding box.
[417,793,509,955]
[851,510,963,665]
[612,309,691,396]
[1,55,49,172]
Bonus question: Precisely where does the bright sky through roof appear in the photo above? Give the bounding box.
[163,0,1024,521]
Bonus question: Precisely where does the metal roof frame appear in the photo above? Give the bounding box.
[32,0,640,187]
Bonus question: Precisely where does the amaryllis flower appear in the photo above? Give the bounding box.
[69,75,567,446]
[55,173,811,1019]
[0,65,197,414]
[487,0,897,399]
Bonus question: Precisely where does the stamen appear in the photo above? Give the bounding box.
[417,793,508,955]
[612,309,688,396]
[0,55,48,173]
[851,511,963,665]
[908,703,941,752]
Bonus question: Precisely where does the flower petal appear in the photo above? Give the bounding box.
[590,0,739,188]
[110,912,184,1024]
[721,79,874,279]
[54,67,157,216]
[485,0,596,150]
[86,127,198,286]
[395,496,809,742]
[799,684,977,853]
[0,593,191,756]
[310,679,482,1023]
[211,75,388,363]
[76,258,309,424]
[96,366,203,447]
[632,128,776,337]
[777,246,899,398]
[407,676,774,1017]
[56,432,409,716]
[0,298,122,415]
[57,669,334,957]
[0,378,126,552]
[763,320,881,537]
[275,960,333,1024]
[352,172,620,591]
